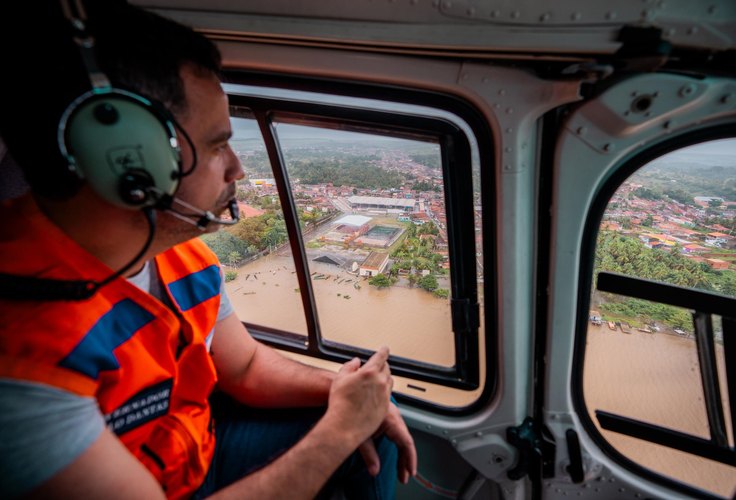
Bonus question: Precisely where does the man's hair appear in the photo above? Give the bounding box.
[0,1,221,200]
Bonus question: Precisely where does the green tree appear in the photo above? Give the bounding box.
[232,216,267,248]
[412,180,440,192]
[409,153,441,169]
[417,274,438,292]
[368,273,392,288]
[633,187,661,201]
[663,188,693,205]
[417,221,439,236]
[414,257,432,271]
[261,217,287,250]
[226,251,241,267]
[289,159,404,189]
[716,271,736,296]
[200,231,250,264]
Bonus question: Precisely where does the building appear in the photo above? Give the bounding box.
[347,195,416,212]
[359,252,390,277]
[639,233,675,249]
[249,178,276,188]
[333,214,372,230]
[694,196,725,207]
[333,215,372,237]
[411,213,430,225]
[682,243,709,254]
[705,232,731,247]
[313,254,347,268]
[705,258,729,270]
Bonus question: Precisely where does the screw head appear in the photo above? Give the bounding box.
[679,84,696,97]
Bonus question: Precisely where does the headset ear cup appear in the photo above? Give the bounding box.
[59,90,181,208]
[118,169,155,206]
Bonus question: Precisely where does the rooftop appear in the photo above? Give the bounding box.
[361,251,389,269]
[334,214,372,227]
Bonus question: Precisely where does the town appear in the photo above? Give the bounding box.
[201,131,735,339]
[591,158,736,337]
[201,133,483,300]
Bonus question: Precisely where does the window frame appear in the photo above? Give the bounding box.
[572,125,736,498]
[222,73,497,403]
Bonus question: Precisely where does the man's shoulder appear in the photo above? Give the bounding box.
[160,238,220,268]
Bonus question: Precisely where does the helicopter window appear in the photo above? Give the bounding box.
[199,84,490,409]
[582,138,736,497]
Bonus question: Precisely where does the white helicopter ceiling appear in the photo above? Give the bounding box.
[134,0,735,55]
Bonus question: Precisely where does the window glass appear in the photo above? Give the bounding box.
[584,138,736,497]
[201,115,307,337]
[216,85,487,408]
[274,120,455,367]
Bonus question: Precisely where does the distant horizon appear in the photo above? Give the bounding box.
[230,117,430,146]
[654,138,736,167]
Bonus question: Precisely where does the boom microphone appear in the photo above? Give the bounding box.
[156,193,240,230]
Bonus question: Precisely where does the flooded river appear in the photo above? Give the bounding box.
[226,254,487,407]
[584,324,734,497]
[225,254,455,366]
[225,256,733,495]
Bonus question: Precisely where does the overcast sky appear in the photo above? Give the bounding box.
[661,138,736,166]
[230,117,420,145]
[231,113,735,167]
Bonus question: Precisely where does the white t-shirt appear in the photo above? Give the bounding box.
[0,261,233,498]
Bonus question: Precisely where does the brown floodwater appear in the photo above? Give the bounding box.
[584,324,734,497]
[226,256,734,494]
[225,254,486,406]
[226,254,455,366]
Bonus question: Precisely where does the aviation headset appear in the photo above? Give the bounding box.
[0,0,237,300]
[58,0,183,209]
[57,0,240,226]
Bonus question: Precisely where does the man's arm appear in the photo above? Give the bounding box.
[210,313,334,407]
[211,312,417,484]
[28,428,166,499]
[211,351,392,499]
[31,349,393,500]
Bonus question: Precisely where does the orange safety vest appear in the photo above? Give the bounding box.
[0,196,219,499]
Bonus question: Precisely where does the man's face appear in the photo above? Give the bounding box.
[161,65,243,238]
